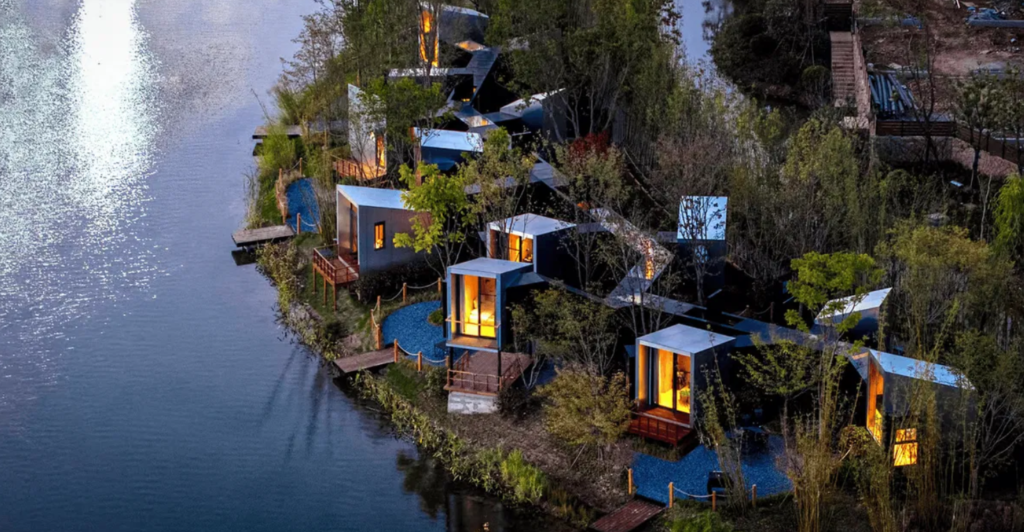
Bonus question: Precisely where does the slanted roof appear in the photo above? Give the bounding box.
[677,196,728,241]
[440,4,489,17]
[489,214,575,237]
[500,90,561,116]
[449,257,533,277]
[637,324,735,356]
[388,67,472,78]
[337,185,410,210]
[414,128,484,152]
[816,288,892,323]
[869,349,969,389]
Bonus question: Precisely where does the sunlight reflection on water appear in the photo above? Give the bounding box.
[0,0,160,419]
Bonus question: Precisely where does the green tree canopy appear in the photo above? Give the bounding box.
[393,163,471,275]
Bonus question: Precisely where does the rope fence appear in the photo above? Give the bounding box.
[626,469,758,512]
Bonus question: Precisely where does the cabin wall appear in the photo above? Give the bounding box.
[534,231,576,287]
[337,191,355,254]
[357,206,422,275]
[690,341,736,426]
[882,372,974,440]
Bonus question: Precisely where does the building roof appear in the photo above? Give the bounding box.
[388,67,472,78]
[440,4,489,17]
[637,324,735,355]
[500,90,561,116]
[489,214,575,237]
[869,349,969,389]
[449,257,533,277]
[414,128,484,153]
[677,196,728,241]
[816,288,892,323]
[336,185,410,210]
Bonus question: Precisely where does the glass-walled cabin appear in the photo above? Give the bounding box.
[446,258,535,353]
[453,274,497,339]
[634,325,736,429]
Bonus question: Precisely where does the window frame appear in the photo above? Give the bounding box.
[374,222,385,250]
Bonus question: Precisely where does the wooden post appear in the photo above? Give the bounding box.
[437,277,442,295]
[628,468,634,496]
[752,484,757,508]
[394,342,399,363]
[403,282,407,303]
[332,283,337,311]
[417,351,423,372]
[668,482,674,508]
[296,212,301,235]
[712,491,717,512]
[377,295,381,310]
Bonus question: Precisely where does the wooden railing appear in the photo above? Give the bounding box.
[629,409,690,445]
[446,356,522,395]
[313,247,357,285]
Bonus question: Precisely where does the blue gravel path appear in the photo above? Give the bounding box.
[632,436,791,504]
[285,178,319,233]
[381,301,446,363]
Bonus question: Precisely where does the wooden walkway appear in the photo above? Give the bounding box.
[333,348,395,374]
[446,351,531,395]
[232,225,295,247]
[589,500,664,532]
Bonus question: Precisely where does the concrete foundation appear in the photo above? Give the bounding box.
[447,391,497,414]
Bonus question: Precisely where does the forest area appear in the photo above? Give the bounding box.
[247,0,1024,531]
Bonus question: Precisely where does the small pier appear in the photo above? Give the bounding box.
[333,347,396,374]
[445,351,531,396]
[232,225,295,247]
[589,500,663,532]
[311,247,359,310]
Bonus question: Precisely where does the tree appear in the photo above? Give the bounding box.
[513,288,619,376]
[772,252,881,532]
[993,174,1024,265]
[677,196,727,307]
[393,163,472,277]
[953,72,1004,191]
[359,77,449,181]
[461,128,535,260]
[876,223,1013,357]
[998,67,1024,175]
[539,370,631,459]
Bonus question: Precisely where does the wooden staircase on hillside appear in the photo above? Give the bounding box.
[830,32,857,107]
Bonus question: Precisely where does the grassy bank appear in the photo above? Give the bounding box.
[354,363,598,528]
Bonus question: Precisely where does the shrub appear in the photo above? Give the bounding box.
[383,361,424,402]
[427,307,444,326]
[321,317,351,344]
[352,261,436,302]
[424,365,448,398]
[664,508,735,532]
[539,370,632,456]
[499,449,547,504]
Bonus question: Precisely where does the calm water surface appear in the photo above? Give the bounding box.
[0,1,556,530]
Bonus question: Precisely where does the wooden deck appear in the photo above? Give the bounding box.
[232,225,295,247]
[334,348,395,374]
[589,500,664,532]
[312,248,359,310]
[628,406,693,446]
[446,351,531,396]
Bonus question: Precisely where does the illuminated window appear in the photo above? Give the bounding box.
[374,222,385,250]
[374,133,386,169]
[508,234,533,263]
[893,428,918,467]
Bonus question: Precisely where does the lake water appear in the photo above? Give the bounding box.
[0,0,724,530]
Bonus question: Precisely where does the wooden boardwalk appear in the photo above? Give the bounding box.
[333,348,395,374]
[589,500,664,532]
[232,225,295,247]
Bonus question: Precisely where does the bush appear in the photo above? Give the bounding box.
[664,508,735,532]
[424,365,448,397]
[499,449,547,504]
[321,317,351,344]
[352,260,436,302]
[539,370,632,455]
[427,307,444,326]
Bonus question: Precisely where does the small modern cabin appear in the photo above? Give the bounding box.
[814,288,891,339]
[632,324,736,444]
[864,349,972,467]
[445,258,536,353]
[486,214,576,283]
[412,128,484,172]
[499,90,567,139]
[335,185,424,276]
